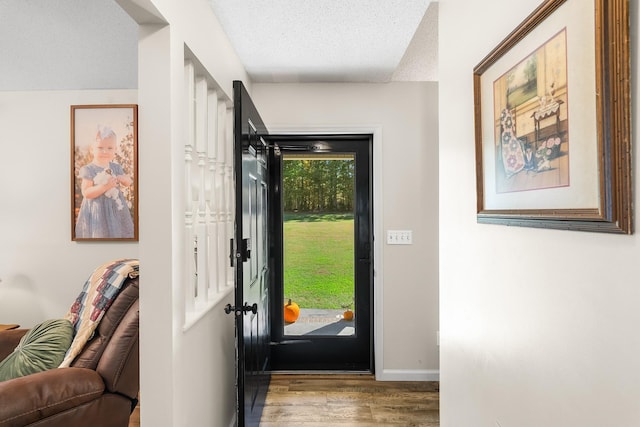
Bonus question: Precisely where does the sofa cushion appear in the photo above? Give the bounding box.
[0,367,105,426]
[0,319,73,382]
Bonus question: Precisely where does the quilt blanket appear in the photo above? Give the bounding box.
[59,258,139,368]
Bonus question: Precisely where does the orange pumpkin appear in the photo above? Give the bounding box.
[343,309,354,321]
[284,299,300,323]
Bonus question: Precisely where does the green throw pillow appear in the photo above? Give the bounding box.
[0,319,74,382]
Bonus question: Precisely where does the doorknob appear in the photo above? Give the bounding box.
[224,302,258,316]
[243,302,258,314]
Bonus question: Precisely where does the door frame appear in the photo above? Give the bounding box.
[264,125,386,378]
[268,133,373,371]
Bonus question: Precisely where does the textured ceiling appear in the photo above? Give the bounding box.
[0,0,137,90]
[208,0,438,83]
[0,0,438,90]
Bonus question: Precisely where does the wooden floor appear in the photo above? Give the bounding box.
[128,403,140,427]
[128,374,439,426]
[260,374,439,426]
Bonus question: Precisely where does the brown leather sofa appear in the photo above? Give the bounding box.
[0,277,139,427]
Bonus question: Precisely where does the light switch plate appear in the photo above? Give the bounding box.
[387,230,413,245]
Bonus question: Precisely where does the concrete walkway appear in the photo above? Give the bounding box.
[284,308,355,336]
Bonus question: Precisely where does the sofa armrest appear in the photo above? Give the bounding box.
[0,368,104,427]
[0,330,27,361]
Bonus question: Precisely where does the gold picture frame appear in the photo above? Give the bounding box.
[473,0,631,233]
[71,104,138,241]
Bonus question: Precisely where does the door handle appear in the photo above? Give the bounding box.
[229,238,251,265]
[243,302,258,314]
[224,302,258,316]
[241,238,251,261]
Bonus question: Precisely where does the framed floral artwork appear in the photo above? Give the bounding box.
[473,0,631,233]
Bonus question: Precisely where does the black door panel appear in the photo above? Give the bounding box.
[231,81,270,426]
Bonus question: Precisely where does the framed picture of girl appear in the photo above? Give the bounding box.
[71,104,138,241]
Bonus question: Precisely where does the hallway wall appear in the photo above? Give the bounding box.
[253,82,440,378]
[439,1,640,426]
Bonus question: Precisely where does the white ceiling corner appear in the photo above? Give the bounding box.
[392,2,438,82]
[208,0,437,83]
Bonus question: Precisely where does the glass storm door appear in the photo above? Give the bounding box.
[269,135,373,371]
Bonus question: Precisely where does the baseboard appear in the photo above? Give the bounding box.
[376,369,439,382]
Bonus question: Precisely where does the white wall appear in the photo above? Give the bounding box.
[0,89,139,328]
[439,1,640,426]
[252,82,440,378]
[127,0,250,426]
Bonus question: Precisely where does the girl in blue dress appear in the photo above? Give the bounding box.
[75,127,134,238]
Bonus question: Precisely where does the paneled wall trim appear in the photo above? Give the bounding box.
[183,53,235,330]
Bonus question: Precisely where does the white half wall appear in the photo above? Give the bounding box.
[439,1,640,426]
[129,0,250,426]
[252,82,440,379]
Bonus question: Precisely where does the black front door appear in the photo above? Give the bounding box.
[268,135,373,371]
[230,81,271,426]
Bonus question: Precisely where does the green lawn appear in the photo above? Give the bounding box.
[283,212,354,309]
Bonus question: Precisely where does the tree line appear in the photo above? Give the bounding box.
[283,159,354,212]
